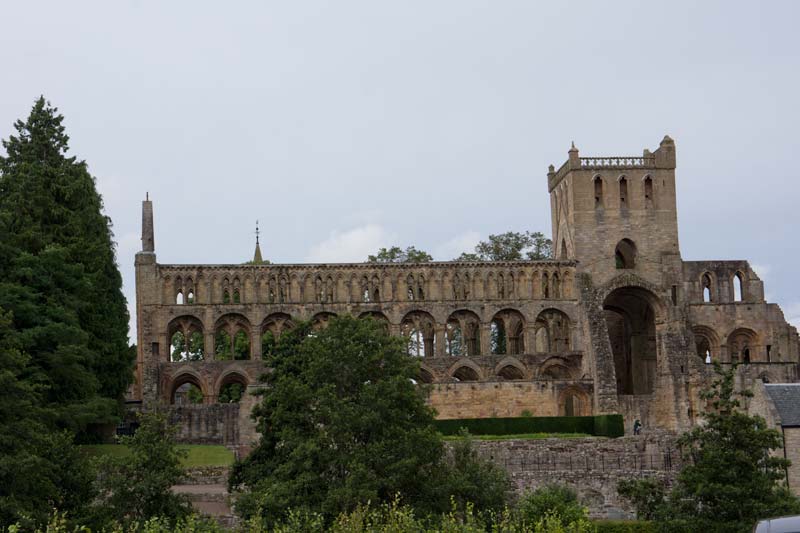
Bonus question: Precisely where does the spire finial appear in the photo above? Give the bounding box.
[253,220,264,263]
[146,191,149,201]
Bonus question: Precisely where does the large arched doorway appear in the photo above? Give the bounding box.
[603,287,660,395]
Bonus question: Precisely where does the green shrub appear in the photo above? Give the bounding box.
[594,520,656,532]
[515,485,587,527]
[434,415,624,438]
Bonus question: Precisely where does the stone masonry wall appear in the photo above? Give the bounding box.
[428,380,592,419]
[469,433,679,519]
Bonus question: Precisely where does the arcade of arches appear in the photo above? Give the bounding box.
[159,306,582,406]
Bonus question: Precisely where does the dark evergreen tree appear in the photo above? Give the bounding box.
[0,97,132,430]
[0,308,96,529]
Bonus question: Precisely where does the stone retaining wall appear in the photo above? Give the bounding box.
[467,433,679,519]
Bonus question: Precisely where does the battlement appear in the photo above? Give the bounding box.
[548,136,675,192]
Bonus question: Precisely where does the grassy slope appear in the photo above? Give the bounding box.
[81,444,234,467]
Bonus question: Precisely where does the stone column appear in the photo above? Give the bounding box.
[252,328,262,360]
[205,332,215,361]
[434,325,446,357]
[480,324,492,355]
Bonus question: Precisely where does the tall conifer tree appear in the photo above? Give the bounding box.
[0,97,133,430]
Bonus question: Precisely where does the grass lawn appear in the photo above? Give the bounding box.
[81,444,234,467]
[442,432,591,441]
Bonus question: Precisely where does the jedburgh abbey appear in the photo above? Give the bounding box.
[131,136,800,447]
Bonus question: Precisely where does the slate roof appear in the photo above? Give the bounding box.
[765,384,800,427]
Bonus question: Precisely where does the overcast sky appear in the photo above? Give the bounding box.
[1,1,799,338]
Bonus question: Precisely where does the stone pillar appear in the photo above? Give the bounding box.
[252,329,262,360]
[434,325,446,357]
[141,196,155,252]
[205,332,215,361]
[525,326,536,355]
[480,325,492,355]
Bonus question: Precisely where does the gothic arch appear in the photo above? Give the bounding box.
[446,309,481,356]
[701,272,715,303]
[167,371,206,405]
[535,308,572,353]
[167,315,205,362]
[692,325,720,362]
[261,312,295,358]
[449,361,482,382]
[311,311,337,330]
[214,369,249,395]
[538,356,574,380]
[216,370,249,404]
[214,313,252,360]
[494,357,527,381]
[726,327,760,363]
[602,283,663,395]
[558,386,590,416]
[490,308,526,355]
[401,310,436,357]
[732,271,746,302]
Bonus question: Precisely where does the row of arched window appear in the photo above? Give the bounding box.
[693,325,771,364]
[168,363,587,414]
[167,269,574,305]
[417,357,579,385]
[170,372,249,405]
[700,271,746,303]
[593,175,654,210]
[167,308,573,363]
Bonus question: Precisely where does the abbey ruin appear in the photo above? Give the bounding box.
[132,136,800,447]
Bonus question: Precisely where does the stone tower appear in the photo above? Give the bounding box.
[548,136,679,287]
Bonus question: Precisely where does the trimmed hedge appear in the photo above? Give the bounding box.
[433,414,624,438]
[594,520,656,532]
[594,414,625,437]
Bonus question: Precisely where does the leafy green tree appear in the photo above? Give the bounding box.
[219,382,244,403]
[230,316,448,523]
[0,97,132,432]
[616,478,666,522]
[368,246,433,263]
[455,231,552,261]
[515,485,588,528]
[96,411,191,527]
[446,431,511,515]
[618,363,800,532]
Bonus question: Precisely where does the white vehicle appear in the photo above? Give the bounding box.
[754,516,800,533]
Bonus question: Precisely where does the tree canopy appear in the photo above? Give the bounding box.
[96,411,191,528]
[0,97,133,432]
[230,316,510,524]
[455,231,552,261]
[367,246,433,263]
[230,317,447,521]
